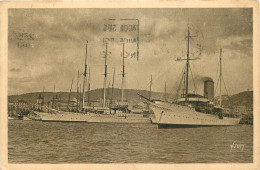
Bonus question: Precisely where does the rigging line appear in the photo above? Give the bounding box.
[222,75,229,96]
[141,64,174,92]
[214,75,220,95]
[141,76,156,94]
[140,76,153,93]
[220,53,229,96]
[175,78,185,99]
[188,62,198,94]
[214,58,220,85]
[222,75,233,106]
[148,77,167,92]
[174,64,187,99]
[175,64,187,93]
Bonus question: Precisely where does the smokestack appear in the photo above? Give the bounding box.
[204,80,214,101]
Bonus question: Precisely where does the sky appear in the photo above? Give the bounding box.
[8,8,253,96]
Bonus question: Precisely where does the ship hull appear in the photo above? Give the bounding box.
[86,113,150,123]
[36,111,150,123]
[8,116,23,120]
[22,116,32,121]
[150,101,241,128]
[158,124,214,128]
[36,111,91,122]
[8,117,21,120]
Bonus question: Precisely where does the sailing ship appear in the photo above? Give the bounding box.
[36,41,91,122]
[83,43,150,123]
[139,27,241,128]
[37,42,150,123]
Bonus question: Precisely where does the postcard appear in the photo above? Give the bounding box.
[0,1,259,170]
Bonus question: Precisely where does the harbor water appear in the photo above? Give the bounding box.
[8,120,253,163]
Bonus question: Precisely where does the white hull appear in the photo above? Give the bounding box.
[86,113,150,123]
[23,116,32,121]
[36,111,90,122]
[150,101,241,127]
[150,115,157,124]
[36,111,150,123]
[8,117,20,120]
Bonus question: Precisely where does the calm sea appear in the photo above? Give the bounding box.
[8,120,253,163]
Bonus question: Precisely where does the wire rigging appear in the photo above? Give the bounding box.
[214,58,220,85]
[174,64,187,99]
[214,76,220,95]
[188,62,198,94]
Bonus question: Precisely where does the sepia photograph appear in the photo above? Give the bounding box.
[0,1,259,170]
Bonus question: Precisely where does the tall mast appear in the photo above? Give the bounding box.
[177,27,198,100]
[88,67,90,106]
[185,27,190,103]
[107,82,110,107]
[110,67,115,108]
[76,71,79,110]
[182,71,186,98]
[149,75,152,100]
[52,84,55,108]
[121,43,125,104]
[79,83,82,110]
[103,43,108,107]
[42,86,45,106]
[164,81,167,101]
[82,41,88,111]
[220,48,222,107]
[67,79,74,110]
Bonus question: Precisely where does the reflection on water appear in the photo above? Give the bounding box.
[8,120,253,163]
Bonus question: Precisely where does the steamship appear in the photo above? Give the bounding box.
[139,28,241,128]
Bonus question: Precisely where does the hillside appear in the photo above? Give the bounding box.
[8,89,253,107]
[8,88,172,104]
[213,91,253,107]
